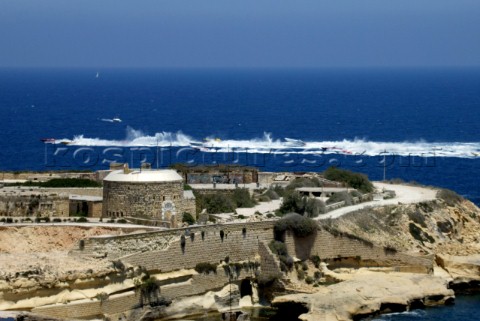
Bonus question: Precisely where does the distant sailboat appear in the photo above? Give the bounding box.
[95,72,100,78]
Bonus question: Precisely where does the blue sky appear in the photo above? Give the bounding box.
[1,0,479,68]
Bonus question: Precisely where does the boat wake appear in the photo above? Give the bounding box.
[59,127,480,158]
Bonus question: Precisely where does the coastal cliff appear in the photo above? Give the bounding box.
[271,189,480,321]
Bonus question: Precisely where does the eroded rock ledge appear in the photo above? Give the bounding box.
[272,270,454,321]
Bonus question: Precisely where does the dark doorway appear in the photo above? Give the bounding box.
[240,279,253,298]
[82,201,89,216]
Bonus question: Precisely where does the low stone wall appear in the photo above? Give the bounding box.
[284,230,433,272]
[47,188,103,197]
[32,271,241,319]
[33,291,140,319]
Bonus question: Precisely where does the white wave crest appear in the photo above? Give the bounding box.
[373,308,426,320]
[62,129,480,158]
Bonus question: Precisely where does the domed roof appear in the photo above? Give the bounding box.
[104,169,183,183]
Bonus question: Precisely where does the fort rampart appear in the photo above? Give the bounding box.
[44,221,433,319]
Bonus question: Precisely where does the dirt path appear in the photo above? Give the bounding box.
[317,182,438,220]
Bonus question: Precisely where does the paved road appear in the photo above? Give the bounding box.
[317,182,438,220]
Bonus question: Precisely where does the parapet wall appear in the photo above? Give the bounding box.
[77,221,275,271]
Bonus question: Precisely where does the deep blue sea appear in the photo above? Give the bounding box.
[0,68,479,204]
[0,68,479,318]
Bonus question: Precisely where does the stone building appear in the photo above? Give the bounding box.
[102,168,195,227]
[69,195,103,218]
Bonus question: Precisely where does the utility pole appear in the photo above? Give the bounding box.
[383,150,387,182]
[156,138,159,169]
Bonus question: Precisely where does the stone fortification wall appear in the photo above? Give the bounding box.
[0,172,96,181]
[284,230,433,272]
[0,196,69,217]
[179,198,196,216]
[44,188,103,197]
[40,222,434,320]
[0,187,101,217]
[32,271,240,319]
[258,241,284,281]
[76,221,276,267]
[76,221,431,273]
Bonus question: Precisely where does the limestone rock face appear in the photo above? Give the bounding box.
[214,284,240,310]
[273,270,454,321]
[322,198,480,257]
[436,254,480,283]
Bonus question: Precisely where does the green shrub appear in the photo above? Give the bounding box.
[269,240,288,256]
[95,292,109,304]
[305,276,314,284]
[117,219,127,224]
[271,185,286,197]
[194,262,218,275]
[301,261,308,271]
[258,195,271,202]
[278,192,307,215]
[232,188,256,208]
[195,193,236,214]
[314,271,322,280]
[297,270,305,280]
[53,218,62,223]
[21,178,101,188]
[264,189,280,200]
[350,190,362,198]
[324,167,373,193]
[310,255,321,268]
[326,191,353,205]
[134,275,160,306]
[305,198,326,217]
[182,212,196,225]
[76,217,88,223]
[286,178,321,192]
[274,213,318,239]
